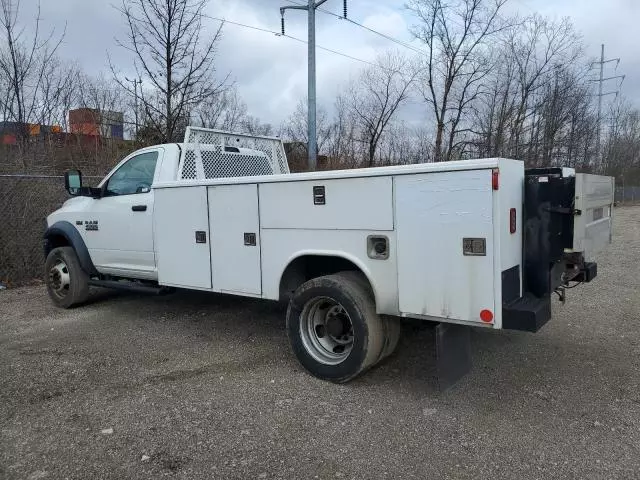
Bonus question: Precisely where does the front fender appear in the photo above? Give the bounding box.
[44,221,98,276]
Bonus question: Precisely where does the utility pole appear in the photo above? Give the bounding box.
[280,0,347,170]
[590,44,625,162]
[125,77,142,141]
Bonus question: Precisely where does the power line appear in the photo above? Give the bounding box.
[285,35,380,68]
[201,13,379,68]
[204,8,403,171]
[283,0,427,56]
[278,0,346,170]
[201,15,280,35]
[589,44,625,162]
[277,0,417,170]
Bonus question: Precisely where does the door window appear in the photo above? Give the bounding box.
[105,151,159,196]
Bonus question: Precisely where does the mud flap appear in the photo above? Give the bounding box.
[435,323,472,390]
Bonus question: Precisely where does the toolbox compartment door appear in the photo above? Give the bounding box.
[573,174,614,259]
[155,186,212,289]
[208,184,262,295]
[395,169,495,324]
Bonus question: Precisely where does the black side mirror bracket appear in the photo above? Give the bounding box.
[81,186,104,199]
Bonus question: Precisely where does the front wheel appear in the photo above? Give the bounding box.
[286,272,385,383]
[44,247,90,308]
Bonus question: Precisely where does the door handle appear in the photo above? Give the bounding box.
[132,205,147,212]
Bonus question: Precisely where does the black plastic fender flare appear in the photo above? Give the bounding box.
[44,221,98,276]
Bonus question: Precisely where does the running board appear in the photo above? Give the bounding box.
[88,279,171,295]
[435,323,472,391]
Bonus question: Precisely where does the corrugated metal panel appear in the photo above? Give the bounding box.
[0,122,21,134]
[111,124,124,139]
[103,111,124,124]
[70,122,99,136]
[69,108,98,124]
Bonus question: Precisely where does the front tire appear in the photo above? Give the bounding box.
[286,272,385,383]
[44,247,90,308]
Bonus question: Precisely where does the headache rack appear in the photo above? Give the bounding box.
[178,127,291,180]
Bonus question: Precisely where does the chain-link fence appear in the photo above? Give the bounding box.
[616,186,640,205]
[0,175,73,286]
[0,139,136,287]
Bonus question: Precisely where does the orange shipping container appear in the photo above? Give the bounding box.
[71,122,100,136]
[1,133,17,145]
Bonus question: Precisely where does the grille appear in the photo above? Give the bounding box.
[179,127,290,180]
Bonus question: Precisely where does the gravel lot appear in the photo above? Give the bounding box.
[1,207,639,480]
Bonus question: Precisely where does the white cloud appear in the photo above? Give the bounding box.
[15,0,640,128]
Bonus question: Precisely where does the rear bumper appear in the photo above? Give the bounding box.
[502,261,598,332]
[502,294,551,332]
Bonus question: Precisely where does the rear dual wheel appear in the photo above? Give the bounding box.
[286,271,400,383]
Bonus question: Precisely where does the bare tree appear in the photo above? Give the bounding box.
[0,0,64,148]
[506,15,581,158]
[240,115,273,136]
[346,52,416,166]
[37,60,80,129]
[599,98,640,183]
[112,0,229,142]
[282,97,333,155]
[467,13,587,167]
[196,85,247,132]
[408,0,509,161]
[77,73,126,137]
[325,94,360,166]
[470,53,518,158]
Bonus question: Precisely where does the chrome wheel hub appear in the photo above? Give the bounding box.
[48,259,71,298]
[300,297,354,365]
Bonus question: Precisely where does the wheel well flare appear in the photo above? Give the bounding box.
[279,255,374,303]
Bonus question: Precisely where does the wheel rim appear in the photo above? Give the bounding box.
[48,258,71,299]
[300,296,354,365]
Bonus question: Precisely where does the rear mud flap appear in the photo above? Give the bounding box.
[435,323,472,391]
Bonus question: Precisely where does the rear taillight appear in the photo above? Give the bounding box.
[492,169,499,190]
[510,208,517,234]
[480,309,494,323]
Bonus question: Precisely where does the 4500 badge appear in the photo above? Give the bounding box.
[75,220,99,231]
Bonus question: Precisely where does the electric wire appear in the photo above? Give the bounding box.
[282,0,428,56]
[201,13,382,69]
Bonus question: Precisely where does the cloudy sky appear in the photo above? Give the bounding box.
[21,0,640,127]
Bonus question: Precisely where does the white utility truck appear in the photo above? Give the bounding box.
[44,128,614,385]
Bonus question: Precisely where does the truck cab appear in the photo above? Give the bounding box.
[46,145,178,281]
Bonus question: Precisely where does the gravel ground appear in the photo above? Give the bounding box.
[1,207,639,480]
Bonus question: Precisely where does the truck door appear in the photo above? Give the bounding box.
[87,149,161,279]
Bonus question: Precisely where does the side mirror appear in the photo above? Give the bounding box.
[64,169,82,196]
